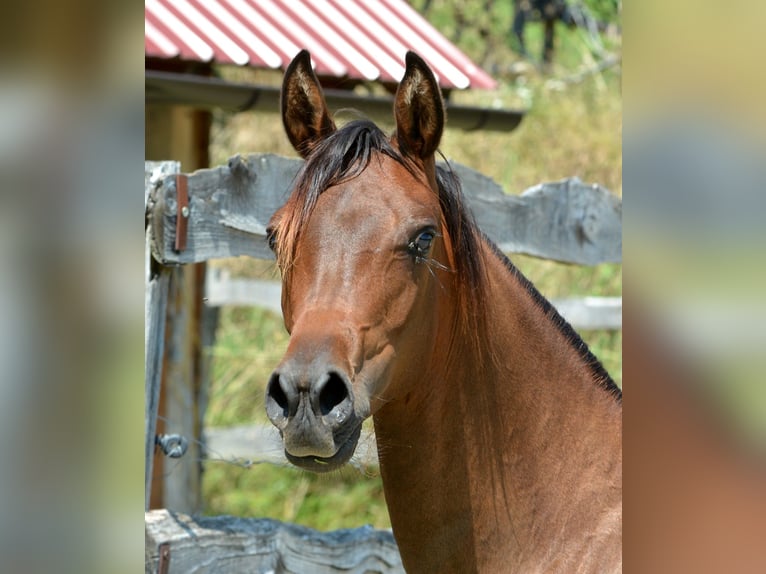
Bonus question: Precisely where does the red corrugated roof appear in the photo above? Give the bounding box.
[145,0,497,90]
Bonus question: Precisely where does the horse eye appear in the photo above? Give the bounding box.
[409,230,435,258]
[266,229,277,252]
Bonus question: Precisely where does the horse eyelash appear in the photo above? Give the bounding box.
[423,257,452,273]
[416,255,453,295]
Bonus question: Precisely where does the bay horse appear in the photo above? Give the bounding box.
[265,50,622,573]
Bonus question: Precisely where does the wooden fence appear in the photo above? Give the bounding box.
[204,268,622,331]
[145,509,402,574]
[148,154,621,267]
[144,155,621,573]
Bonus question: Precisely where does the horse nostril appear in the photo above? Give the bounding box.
[318,371,350,416]
[266,372,289,418]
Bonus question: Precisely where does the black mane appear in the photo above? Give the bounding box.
[486,239,622,402]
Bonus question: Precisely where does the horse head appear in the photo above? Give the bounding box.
[264,50,459,472]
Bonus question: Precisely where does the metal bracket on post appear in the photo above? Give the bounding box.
[157,542,171,574]
[174,174,189,252]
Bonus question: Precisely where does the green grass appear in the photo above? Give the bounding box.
[204,459,390,531]
[205,306,288,428]
[203,6,622,530]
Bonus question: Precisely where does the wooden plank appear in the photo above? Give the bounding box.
[203,424,379,470]
[145,509,403,574]
[450,164,622,265]
[148,154,622,267]
[204,269,622,331]
[147,159,210,513]
[145,260,170,510]
[157,263,208,513]
[549,296,622,330]
[149,154,299,265]
[204,269,283,315]
[146,105,212,512]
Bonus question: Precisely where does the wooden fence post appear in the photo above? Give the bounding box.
[146,160,214,513]
[145,161,179,510]
[158,263,207,512]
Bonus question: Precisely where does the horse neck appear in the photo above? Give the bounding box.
[373,239,622,573]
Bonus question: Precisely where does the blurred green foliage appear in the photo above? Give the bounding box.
[410,0,620,69]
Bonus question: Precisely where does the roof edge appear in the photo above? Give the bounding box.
[146,70,524,133]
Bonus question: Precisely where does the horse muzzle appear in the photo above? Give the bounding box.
[266,363,362,472]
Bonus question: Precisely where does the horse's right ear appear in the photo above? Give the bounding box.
[281,50,336,158]
[394,52,444,159]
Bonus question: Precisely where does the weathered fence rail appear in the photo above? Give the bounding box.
[145,155,621,572]
[145,509,403,574]
[204,268,622,331]
[204,422,380,469]
[148,154,621,267]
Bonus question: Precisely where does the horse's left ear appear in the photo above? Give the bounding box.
[281,50,337,158]
[394,52,445,159]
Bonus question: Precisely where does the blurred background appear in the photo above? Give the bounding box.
[1,0,764,572]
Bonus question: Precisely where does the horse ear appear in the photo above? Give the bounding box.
[394,52,445,159]
[281,50,336,158]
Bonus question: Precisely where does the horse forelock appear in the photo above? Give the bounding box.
[274,120,402,278]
